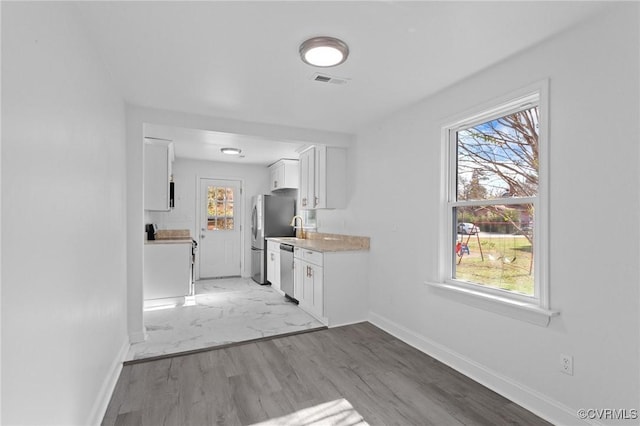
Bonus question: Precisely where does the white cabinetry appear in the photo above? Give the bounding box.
[266,241,282,293]
[144,138,174,211]
[269,159,299,192]
[293,247,368,327]
[299,145,347,210]
[294,248,324,320]
[299,147,315,209]
[144,242,191,300]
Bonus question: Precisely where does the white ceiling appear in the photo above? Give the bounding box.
[145,124,308,165]
[75,1,608,163]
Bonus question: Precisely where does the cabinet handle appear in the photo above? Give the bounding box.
[270,253,274,260]
[302,198,307,206]
[274,180,278,188]
[314,196,319,207]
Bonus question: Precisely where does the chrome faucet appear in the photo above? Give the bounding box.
[290,215,305,239]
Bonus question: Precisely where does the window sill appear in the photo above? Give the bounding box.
[424,281,559,327]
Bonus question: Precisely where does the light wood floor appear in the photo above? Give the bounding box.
[102,322,550,426]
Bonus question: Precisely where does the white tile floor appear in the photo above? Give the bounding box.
[126,277,324,361]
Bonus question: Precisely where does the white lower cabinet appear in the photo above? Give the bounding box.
[293,247,367,326]
[294,252,324,320]
[266,241,281,293]
[144,242,191,300]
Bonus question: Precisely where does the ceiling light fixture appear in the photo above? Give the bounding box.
[299,36,349,67]
[220,147,242,155]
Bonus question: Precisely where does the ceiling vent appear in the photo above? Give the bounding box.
[311,73,350,85]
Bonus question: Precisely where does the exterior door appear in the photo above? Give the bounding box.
[198,178,242,278]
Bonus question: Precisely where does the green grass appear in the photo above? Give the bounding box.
[455,235,534,295]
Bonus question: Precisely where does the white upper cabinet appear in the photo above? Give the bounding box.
[299,147,315,209]
[299,145,347,210]
[269,159,299,192]
[144,138,174,211]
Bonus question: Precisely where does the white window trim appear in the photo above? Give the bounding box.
[426,80,559,327]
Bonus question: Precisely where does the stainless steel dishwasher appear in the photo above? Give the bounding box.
[279,243,295,300]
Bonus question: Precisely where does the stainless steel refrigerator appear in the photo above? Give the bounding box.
[251,194,295,284]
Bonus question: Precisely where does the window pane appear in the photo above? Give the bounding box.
[215,187,225,200]
[454,203,534,296]
[457,107,539,201]
[206,186,235,231]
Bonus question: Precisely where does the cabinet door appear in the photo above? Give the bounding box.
[301,262,313,310]
[314,146,347,209]
[312,264,324,318]
[296,261,323,317]
[283,160,299,189]
[144,140,172,211]
[307,263,323,318]
[314,145,324,209]
[272,249,281,291]
[266,249,276,284]
[299,148,315,209]
[269,163,284,191]
[294,258,304,301]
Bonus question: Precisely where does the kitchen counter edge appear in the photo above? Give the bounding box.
[266,236,370,253]
[145,238,193,245]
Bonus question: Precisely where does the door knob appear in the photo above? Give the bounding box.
[201,234,206,239]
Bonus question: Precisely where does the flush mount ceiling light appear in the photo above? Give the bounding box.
[299,36,349,67]
[220,147,242,155]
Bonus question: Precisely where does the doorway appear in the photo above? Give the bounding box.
[197,178,242,279]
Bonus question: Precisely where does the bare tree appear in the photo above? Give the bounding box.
[457,107,538,245]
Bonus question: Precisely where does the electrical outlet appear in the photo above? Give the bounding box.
[560,354,573,375]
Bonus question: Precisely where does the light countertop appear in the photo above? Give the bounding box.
[267,232,369,253]
[145,238,192,245]
[145,229,192,245]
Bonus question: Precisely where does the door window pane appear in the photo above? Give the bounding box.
[207,186,235,231]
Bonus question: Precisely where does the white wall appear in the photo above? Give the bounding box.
[2,3,128,425]
[147,158,271,277]
[331,4,639,424]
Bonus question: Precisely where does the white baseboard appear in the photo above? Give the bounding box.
[368,312,591,426]
[86,337,130,426]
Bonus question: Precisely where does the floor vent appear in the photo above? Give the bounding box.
[311,73,350,85]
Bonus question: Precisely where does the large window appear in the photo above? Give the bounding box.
[441,88,550,314]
